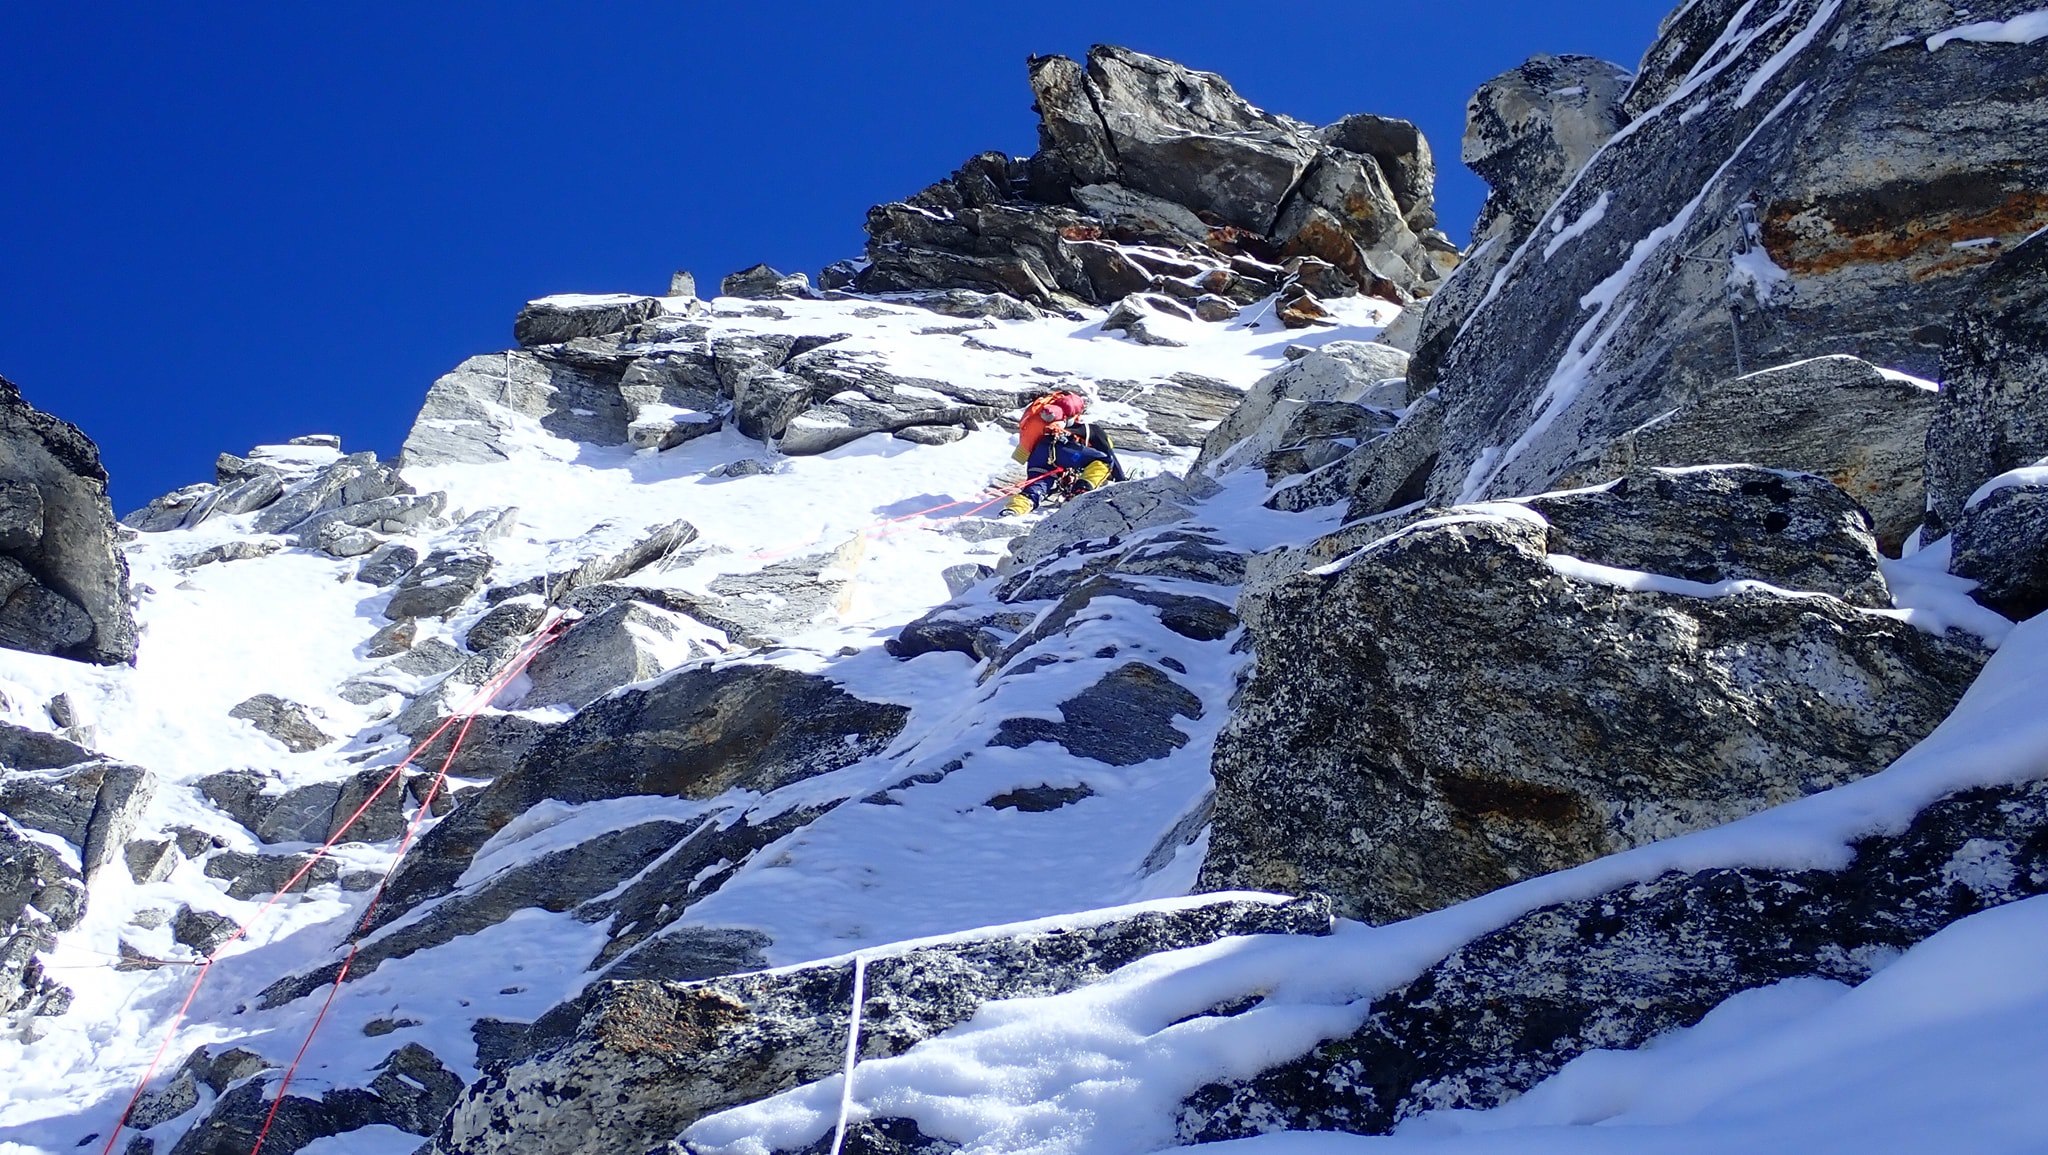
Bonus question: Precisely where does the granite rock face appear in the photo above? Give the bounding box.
[428,896,1333,1155]
[1201,503,1985,923]
[1522,464,1895,607]
[0,373,137,664]
[1423,0,2048,507]
[1924,229,2048,538]
[1409,54,1630,392]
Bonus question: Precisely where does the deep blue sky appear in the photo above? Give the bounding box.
[1,2,1674,512]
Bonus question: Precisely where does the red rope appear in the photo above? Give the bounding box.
[97,615,569,1155]
[861,470,1065,546]
[246,621,563,1154]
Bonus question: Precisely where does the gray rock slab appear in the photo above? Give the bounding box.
[1556,355,1937,553]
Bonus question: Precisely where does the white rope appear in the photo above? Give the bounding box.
[827,952,870,1155]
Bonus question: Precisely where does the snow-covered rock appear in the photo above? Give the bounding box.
[433,895,1331,1155]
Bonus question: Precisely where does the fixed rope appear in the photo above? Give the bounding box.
[746,469,1064,561]
[247,611,568,1154]
[98,614,570,1155]
[827,952,871,1155]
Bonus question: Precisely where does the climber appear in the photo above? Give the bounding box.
[1002,390,1125,516]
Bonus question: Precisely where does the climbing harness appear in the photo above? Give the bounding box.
[97,613,571,1155]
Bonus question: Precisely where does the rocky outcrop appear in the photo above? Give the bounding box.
[0,374,137,664]
[1181,774,2048,1139]
[402,347,638,465]
[721,265,815,300]
[429,896,1332,1155]
[854,47,1454,310]
[1408,54,1629,392]
[1201,489,1985,923]
[1423,0,2048,507]
[514,294,669,348]
[1553,354,1939,552]
[1924,229,2048,538]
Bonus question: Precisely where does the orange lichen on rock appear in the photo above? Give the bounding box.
[1762,183,2048,281]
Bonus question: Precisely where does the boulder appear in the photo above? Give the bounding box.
[1323,113,1439,229]
[619,350,727,451]
[1423,3,2048,507]
[897,289,1042,322]
[0,718,93,771]
[1556,355,1938,553]
[385,548,493,621]
[1924,229,2048,537]
[228,694,333,753]
[483,519,698,605]
[999,475,1199,574]
[356,542,419,587]
[730,369,814,444]
[250,452,410,536]
[856,48,1449,309]
[1182,775,2048,1140]
[519,600,695,709]
[0,833,78,1019]
[1268,391,1441,516]
[513,294,666,348]
[1100,294,1191,347]
[165,1043,462,1155]
[1949,472,2048,620]
[1275,284,1336,328]
[1088,373,1243,454]
[0,373,137,663]
[3,758,154,880]
[1201,508,1985,923]
[428,896,1332,1155]
[176,538,284,568]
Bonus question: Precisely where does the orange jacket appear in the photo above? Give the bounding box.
[1013,392,1088,462]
